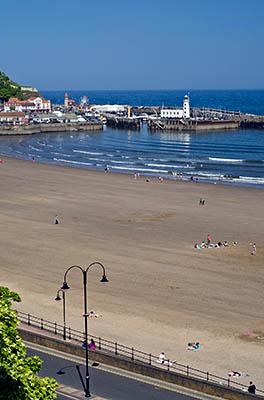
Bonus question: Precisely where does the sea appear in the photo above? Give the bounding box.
[1,90,264,188]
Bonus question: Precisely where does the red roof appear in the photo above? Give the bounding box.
[29,97,36,100]
[9,97,20,102]
[64,93,68,97]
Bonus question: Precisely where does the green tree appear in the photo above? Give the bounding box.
[0,287,58,400]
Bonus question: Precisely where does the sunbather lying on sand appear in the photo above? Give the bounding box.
[187,342,201,350]
[228,371,249,378]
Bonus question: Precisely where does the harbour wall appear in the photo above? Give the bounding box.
[105,114,141,130]
[0,122,103,135]
[148,119,239,131]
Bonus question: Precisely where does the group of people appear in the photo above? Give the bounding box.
[157,351,256,393]
[85,340,257,394]
[194,236,234,249]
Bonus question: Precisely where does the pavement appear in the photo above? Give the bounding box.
[26,340,223,400]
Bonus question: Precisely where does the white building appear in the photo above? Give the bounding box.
[160,94,190,119]
[4,97,51,113]
[161,108,183,119]
[90,104,126,113]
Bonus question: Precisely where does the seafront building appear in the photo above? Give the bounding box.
[161,94,190,119]
[4,96,51,113]
[0,111,25,123]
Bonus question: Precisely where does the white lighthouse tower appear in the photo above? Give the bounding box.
[183,94,190,119]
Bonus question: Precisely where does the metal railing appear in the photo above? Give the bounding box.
[17,310,264,396]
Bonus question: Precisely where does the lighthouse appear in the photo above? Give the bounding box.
[183,94,190,119]
[64,92,69,108]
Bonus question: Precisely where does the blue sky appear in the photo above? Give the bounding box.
[1,0,264,90]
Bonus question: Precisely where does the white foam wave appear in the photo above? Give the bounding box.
[110,166,168,173]
[234,176,264,184]
[53,158,93,166]
[73,150,103,155]
[146,163,182,168]
[111,160,136,164]
[29,146,42,152]
[209,157,243,163]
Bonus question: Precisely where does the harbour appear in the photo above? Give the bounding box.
[1,90,264,188]
[0,123,264,188]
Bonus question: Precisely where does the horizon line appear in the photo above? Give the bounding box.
[38,88,264,92]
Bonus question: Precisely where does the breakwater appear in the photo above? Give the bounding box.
[105,114,141,130]
[0,122,103,135]
[148,119,239,131]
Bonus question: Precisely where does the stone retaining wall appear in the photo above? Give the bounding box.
[0,122,103,135]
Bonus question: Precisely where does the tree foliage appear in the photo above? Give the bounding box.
[0,286,58,400]
[0,71,40,102]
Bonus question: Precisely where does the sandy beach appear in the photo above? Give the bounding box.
[0,155,263,387]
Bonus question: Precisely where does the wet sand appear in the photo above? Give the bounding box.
[0,155,263,387]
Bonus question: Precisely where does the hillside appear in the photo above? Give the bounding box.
[0,71,41,102]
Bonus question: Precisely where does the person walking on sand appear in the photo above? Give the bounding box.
[55,215,59,225]
[207,234,211,245]
[248,381,256,394]
[251,243,256,256]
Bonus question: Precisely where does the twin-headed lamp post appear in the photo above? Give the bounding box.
[57,262,108,398]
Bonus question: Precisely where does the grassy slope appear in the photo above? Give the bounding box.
[0,71,41,102]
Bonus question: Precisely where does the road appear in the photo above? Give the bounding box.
[26,342,221,400]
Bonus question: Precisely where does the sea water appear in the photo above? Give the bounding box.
[0,90,264,188]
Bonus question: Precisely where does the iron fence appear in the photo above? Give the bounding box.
[17,310,263,396]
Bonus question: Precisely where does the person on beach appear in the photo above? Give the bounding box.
[207,234,211,245]
[55,215,59,224]
[88,338,96,350]
[251,243,256,256]
[158,352,165,364]
[248,381,256,394]
[188,342,200,350]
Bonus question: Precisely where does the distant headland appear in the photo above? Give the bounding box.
[0,71,40,102]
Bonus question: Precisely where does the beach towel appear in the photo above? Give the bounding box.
[187,345,203,351]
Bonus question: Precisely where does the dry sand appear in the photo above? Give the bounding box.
[0,155,263,387]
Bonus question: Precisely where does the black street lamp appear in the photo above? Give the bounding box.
[55,289,66,340]
[60,262,108,398]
